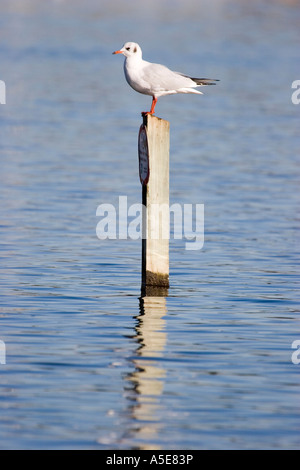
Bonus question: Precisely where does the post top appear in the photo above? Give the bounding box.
[142,113,169,126]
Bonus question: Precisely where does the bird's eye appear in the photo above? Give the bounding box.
[126,47,130,51]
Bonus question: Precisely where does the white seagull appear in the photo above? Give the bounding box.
[113,42,218,115]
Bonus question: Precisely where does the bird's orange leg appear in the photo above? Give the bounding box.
[142,97,158,116]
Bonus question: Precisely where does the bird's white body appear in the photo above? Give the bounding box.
[123,45,203,98]
[113,42,218,114]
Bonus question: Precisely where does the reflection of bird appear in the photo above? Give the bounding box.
[113,42,219,115]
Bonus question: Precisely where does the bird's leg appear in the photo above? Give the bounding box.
[142,97,157,116]
[149,97,157,114]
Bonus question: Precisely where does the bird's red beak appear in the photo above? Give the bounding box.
[113,50,123,55]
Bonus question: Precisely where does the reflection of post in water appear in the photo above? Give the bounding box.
[126,286,168,449]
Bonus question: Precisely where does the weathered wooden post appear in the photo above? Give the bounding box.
[138,114,170,290]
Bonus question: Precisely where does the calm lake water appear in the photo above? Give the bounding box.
[0,0,299,450]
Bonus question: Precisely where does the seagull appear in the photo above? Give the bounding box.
[113,42,218,115]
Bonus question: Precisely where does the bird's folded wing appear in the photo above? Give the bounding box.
[141,63,197,92]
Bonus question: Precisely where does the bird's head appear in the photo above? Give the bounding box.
[113,42,142,59]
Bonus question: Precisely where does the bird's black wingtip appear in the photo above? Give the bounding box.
[190,77,220,86]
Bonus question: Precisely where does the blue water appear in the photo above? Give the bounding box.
[0,0,299,449]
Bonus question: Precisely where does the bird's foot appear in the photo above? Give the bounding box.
[142,97,157,117]
[141,111,155,116]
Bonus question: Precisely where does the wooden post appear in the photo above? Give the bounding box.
[140,114,170,289]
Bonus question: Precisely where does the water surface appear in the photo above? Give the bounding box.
[0,0,299,449]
